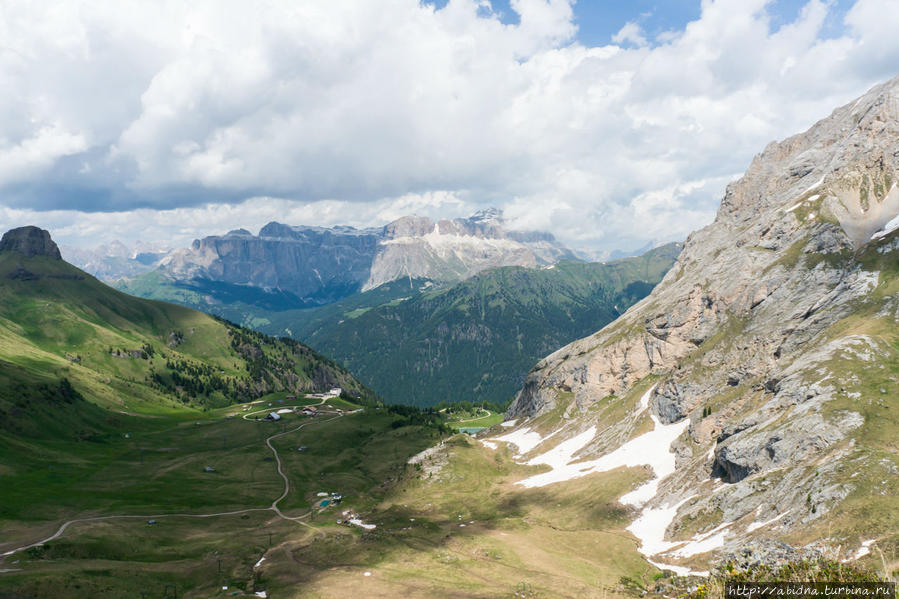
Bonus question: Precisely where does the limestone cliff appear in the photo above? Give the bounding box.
[155,209,577,302]
[498,76,899,573]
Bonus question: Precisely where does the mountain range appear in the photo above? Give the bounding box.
[103,209,681,407]
[265,245,680,407]
[2,78,899,597]
[110,208,578,311]
[61,240,170,282]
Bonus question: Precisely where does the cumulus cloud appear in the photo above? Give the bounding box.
[0,192,477,250]
[1,0,899,252]
[612,22,648,47]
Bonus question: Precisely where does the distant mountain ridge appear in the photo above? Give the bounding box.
[120,208,578,309]
[62,240,170,281]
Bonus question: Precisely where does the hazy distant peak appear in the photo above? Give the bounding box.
[225,228,253,237]
[469,207,503,223]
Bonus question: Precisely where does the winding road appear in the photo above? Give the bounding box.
[1,402,351,560]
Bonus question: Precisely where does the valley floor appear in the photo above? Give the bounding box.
[0,394,665,598]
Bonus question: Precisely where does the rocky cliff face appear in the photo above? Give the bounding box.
[157,209,577,302]
[497,76,899,573]
[0,226,62,260]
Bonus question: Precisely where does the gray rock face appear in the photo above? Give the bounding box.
[0,226,62,260]
[652,379,705,425]
[158,209,577,302]
[713,412,863,483]
[504,76,899,566]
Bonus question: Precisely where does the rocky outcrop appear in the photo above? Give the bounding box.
[502,76,899,569]
[713,411,863,483]
[0,226,62,260]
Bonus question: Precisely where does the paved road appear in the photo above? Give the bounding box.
[1,406,349,559]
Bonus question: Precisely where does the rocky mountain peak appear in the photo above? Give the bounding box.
[146,209,577,303]
[717,74,899,231]
[498,76,899,573]
[383,215,435,238]
[469,207,503,223]
[0,226,62,260]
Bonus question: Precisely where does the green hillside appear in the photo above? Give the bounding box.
[284,244,681,407]
[114,269,313,321]
[0,231,445,595]
[0,232,663,598]
[114,267,435,333]
[0,250,375,417]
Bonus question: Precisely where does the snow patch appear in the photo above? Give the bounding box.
[500,419,518,428]
[516,385,690,498]
[348,518,376,530]
[627,497,693,557]
[255,592,267,598]
[804,176,826,194]
[852,539,876,560]
[872,212,899,240]
[636,385,654,413]
[670,525,730,558]
[490,427,545,454]
[746,511,787,533]
[254,556,266,568]
[500,384,707,574]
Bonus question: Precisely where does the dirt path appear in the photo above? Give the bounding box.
[452,409,494,425]
[267,414,341,521]
[1,406,347,560]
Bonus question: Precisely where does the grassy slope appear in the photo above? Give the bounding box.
[0,250,458,596]
[446,408,505,430]
[0,252,661,596]
[0,252,373,414]
[0,249,378,542]
[0,405,659,598]
[0,402,450,598]
[296,244,681,407]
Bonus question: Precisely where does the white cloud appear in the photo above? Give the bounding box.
[0,124,87,185]
[1,0,899,252]
[0,193,477,250]
[612,22,648,47]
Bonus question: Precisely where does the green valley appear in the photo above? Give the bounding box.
[271,244,682,407]
[115,243,680,408]
[0,227,670,598]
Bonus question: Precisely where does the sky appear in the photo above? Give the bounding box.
[1,0,898,254]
